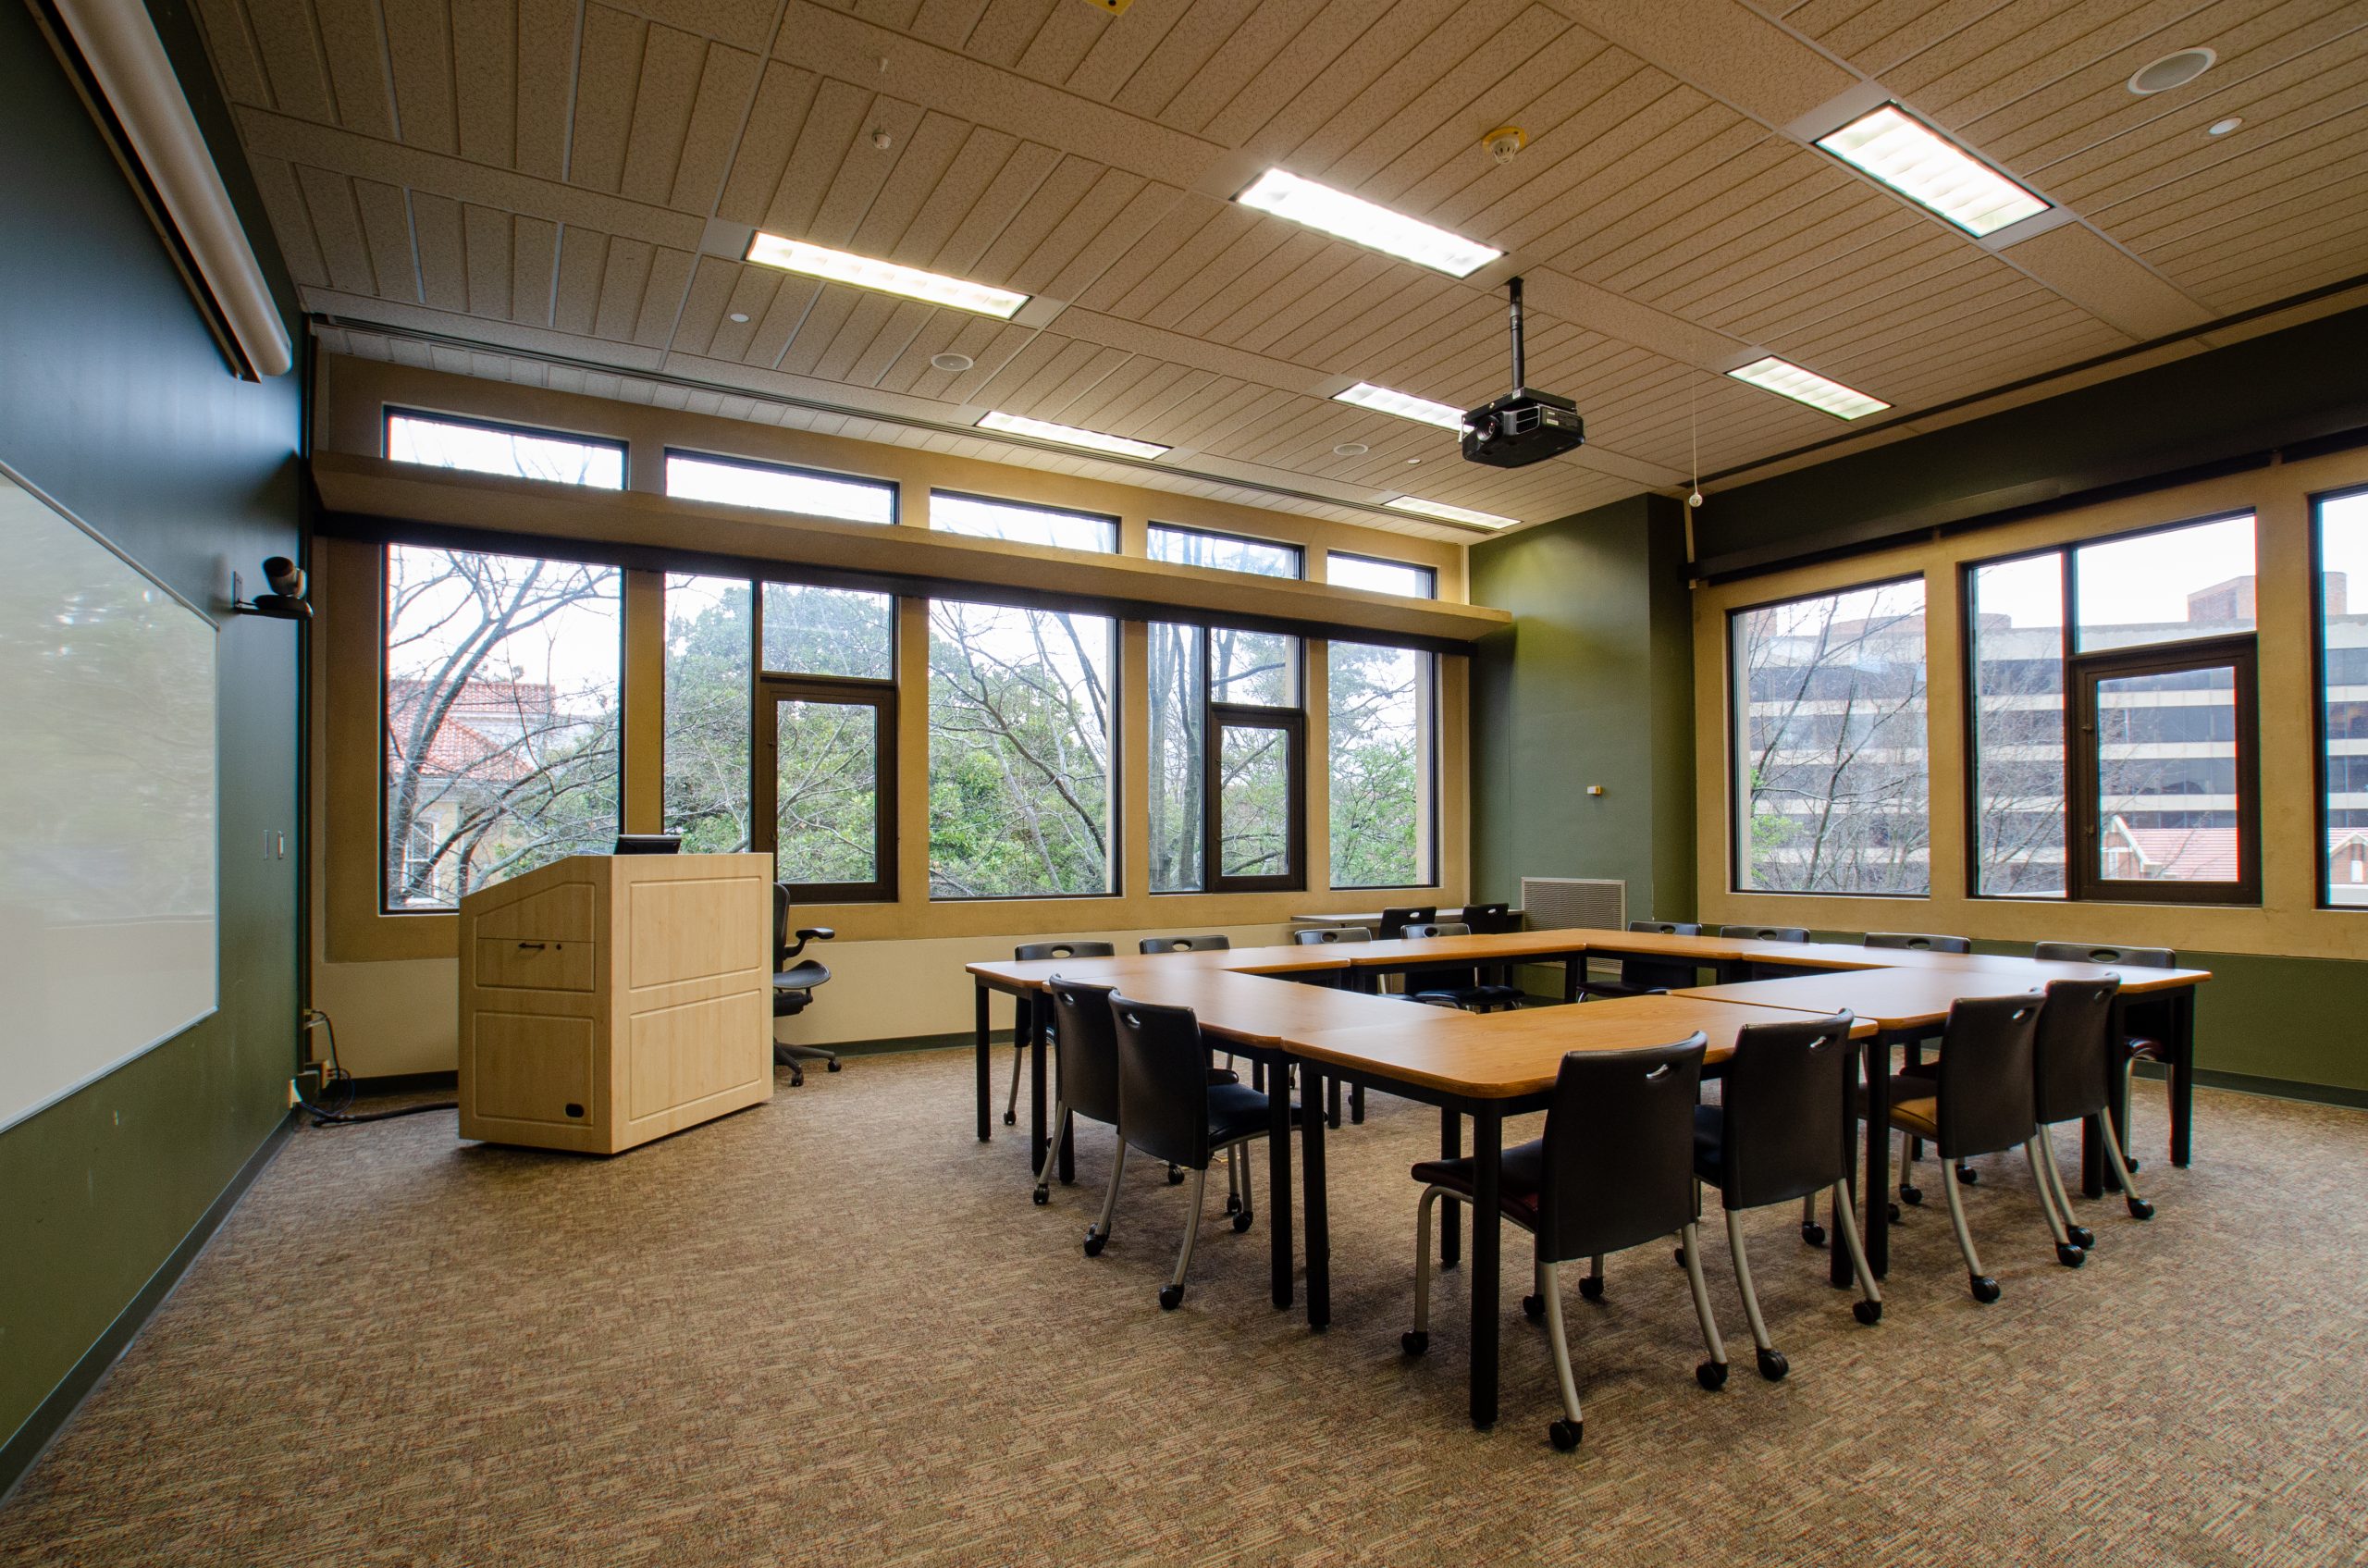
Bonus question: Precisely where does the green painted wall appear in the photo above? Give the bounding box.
[1469,493,1696,922]
[0,0,302,1466]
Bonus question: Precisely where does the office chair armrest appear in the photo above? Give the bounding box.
[795,927,837,944]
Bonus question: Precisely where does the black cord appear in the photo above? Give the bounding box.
[296,1010,455,1126]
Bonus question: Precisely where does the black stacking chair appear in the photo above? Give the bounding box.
[1718,924,1810,943]
[1864,931,1972,954]
[1461,901,1520,934]
[1292,925,1372,945]
[2033,941,2177,1171]
[1402,1036,1728,1451]
[1103,994,1274,1309]
[771,884,837,1086]
[1402,921,1523,1012]
[1035,977,1124,1216]
[1375,905,1437,940]
[1574,920,1705,1000]
[1686,1014,1881,1380]
[1005,941,1115,1127]
[1878,994,2076,1301]
[1139,934,1231,955]
[2029,977,2153,1245]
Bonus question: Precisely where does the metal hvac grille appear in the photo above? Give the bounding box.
[1520,877,1626,932]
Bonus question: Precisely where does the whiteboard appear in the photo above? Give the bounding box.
[0,460,218,1132]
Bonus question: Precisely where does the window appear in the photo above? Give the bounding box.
[1327,552,1437,599]
[931,491,1116,553]
[763,582,894,680]
[1967,513,2260,903]
[2316,488,2368,908]
[1147,622,1204,893]
[385,411,623,488]
[665,451,895,525]
[928,600,1115,897]
[662,574,754,853]
[383,544,622,910]
[1732,578,1930,895]
[1148,623,1307,893]
[1328,640,1436,888]
[1148,524,1301,578]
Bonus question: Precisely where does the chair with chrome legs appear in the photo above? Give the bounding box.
[1573,920,1705,1001]
[2033,941,2177,1172]
[1103,994,1274,1309]
[2029,976,2154,1246]
[1139,934,1231,955]
[1035,977,1123,1219]
[1401,1035,1729,1451]
[1864,931,1972,954]
[1003,941,1115,1130]
[1684,1013,1881,1380]
[1878,994,2077,1302]
[1402,921,1524,1013]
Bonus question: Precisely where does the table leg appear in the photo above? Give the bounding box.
[1439,1108,1462,1269]
[1301,1068,1331,1330]
[1562,958,1580,1005]
[1268,1054,1294,1310]
[2171,987,2195,1167]
[1863,1032,1893,1279]
[1027,996,1047,1174]
[1327,1078,1342,1130]
[974,982,992,1142]
[1469,1106,1502,1430]
[1350,1084,1365,1124]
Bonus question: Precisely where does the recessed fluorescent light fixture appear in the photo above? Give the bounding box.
[1814,104,2049,238]
[975,411,1168,460]
[745,233,1029,318]
[1727,355,1891,421]
[1333,381,1466,430]
[1236,169,1501,278]
[1385,496,1520,529]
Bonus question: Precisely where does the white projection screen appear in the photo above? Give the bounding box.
[0,461,217,1131]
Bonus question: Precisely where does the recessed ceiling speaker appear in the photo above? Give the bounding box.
[2128,47,2215,94]
[1333,441,1368,456]
[931,352,974,372]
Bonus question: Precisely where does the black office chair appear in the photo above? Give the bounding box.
[1139,934,1230,954]
[1461,901,1520,934]
[1375,906,1437,940]
[1685,1014,1881,1380]
[1104,994,1274,1309]
[771,884,837,1086]
[1719,924,1810,943]
[1877,994,2075,1301]
[1865,931,1972,954]
[1005,941,1115,1128]
[1292,926,1372,945]
[2028,976,2152,1244]
[1037,977,1123,1215]
[2033,941,2177,1172]
[1574,920,1704,1000]
[1402,921,1523,1012]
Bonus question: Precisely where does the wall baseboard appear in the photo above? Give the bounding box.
[2136,1061,2368,1110]
[346,1032,1013,1099]
[0,1109,296,1507]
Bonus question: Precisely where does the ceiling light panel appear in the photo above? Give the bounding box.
[745,233,1029,318]
[1727,356,1891,421]
[1236,169,1501,278]
[1385,496,1520,529]
[975,411,1169,459]
[1814,105,2049,239]
[1333,381,1466,430]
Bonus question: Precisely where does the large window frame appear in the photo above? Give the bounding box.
[383,407,627,488]
[1152,623,1309,895]
[929,489,1118,553]
[1328,551,1438,599]
[664,448,900,525]
[2312,484,2368,911]
[1326,640,1439,891]
[1147,522,1304,579]
[753,671,899,905]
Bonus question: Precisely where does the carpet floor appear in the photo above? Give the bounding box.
[3,1048,2365,1566]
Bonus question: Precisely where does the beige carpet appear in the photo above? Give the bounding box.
[4,1048,2365,1566]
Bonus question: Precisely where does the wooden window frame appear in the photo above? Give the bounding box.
[662,447,901,525]
[1146,521,1304,579]
[382,406,629,487]
[928,488,1118,553]
[2065,633,2260,906]
[1206,706,1307,895]
[2312,484,2368,911]
[753,673,899,905]
[1328,549,1437,599]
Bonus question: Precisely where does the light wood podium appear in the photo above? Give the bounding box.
[457,852,773,1154]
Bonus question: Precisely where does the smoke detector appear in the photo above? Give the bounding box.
[1482,126,1527,167]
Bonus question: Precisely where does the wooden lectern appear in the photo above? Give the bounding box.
[457,852,773,1154]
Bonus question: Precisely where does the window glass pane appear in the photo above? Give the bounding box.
[761,583,894,679]
[2318,491,2368,907]
[1211,626,1299,707]
[662,574,753,853]
[776,698,879,884]
[666,452,894,525]
[1328,641,1434,887]
[386,413,623,488]
[928,601,1114,896]
[2074,514,2255,652]
[2095,666,2241,883]
[1147,623,1204,893]
[384,546,621,909]
[1970,552,2066,896]
[1733,580,1930,894]
[930,491,1116,552]
[1148,525,1301,578]
[1216,724,1291,878]
[1328,553,1436,598]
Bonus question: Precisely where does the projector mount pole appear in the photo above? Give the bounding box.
[1507,275,1525,394]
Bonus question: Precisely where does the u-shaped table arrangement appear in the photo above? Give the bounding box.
[966,929,2210,1429]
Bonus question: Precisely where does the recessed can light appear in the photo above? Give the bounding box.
[728,312,751,323]
[2207,117,2243,136]
[2128,47,2215,95]
[931,352,974,372]
[1333,441,1369,456]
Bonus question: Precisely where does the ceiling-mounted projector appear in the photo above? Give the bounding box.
[1462,277,1585,469]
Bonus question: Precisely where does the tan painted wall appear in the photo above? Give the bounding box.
[309,360,1474,1076]
[1691,445,2365,961]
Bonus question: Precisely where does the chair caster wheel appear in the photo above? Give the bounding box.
[826,1059,841,1072]
[1970,1274,2001,1303]
[1756,1348,1789,1382]
[1002,1111,1015,1126]
[1672,1245,1686,1268]
[1957,1163,1978,1185]
[1522,1293,1543,1322]
[1158,1285,1184,1311]
[1853,1299,1882,1326]
[1401,1330,1428,1356]
[1231,1211,1253,1234]
[1166,1166,1186,1185]
[2066,1223,2095,1250]
[790,1068,804,1087]
[1696,1360,1727,1391]
[2127,1198,2154,1220]
[1887,1203,1902,1223]
[1083,1231,1106,1257]
[1032,1186,1049,1206]
[1899,1184,1923,1206]
[2056,1241,2086,1268]
[1548,1418,1582,1451]
[1578,1275,1603,1302]
[2126,1155,2141,1173]
[1800,1223,1827,1248]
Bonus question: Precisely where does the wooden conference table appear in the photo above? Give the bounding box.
[964,930,2209,1429]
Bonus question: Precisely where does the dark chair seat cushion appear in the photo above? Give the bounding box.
[1409,1137,1547,1228]
[2126,1034,2166,1061]
[1411,983,1525,1011]
[1691,1104,1723,1188]
[774,960,830,991]
[1207,1082,1276,1147]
